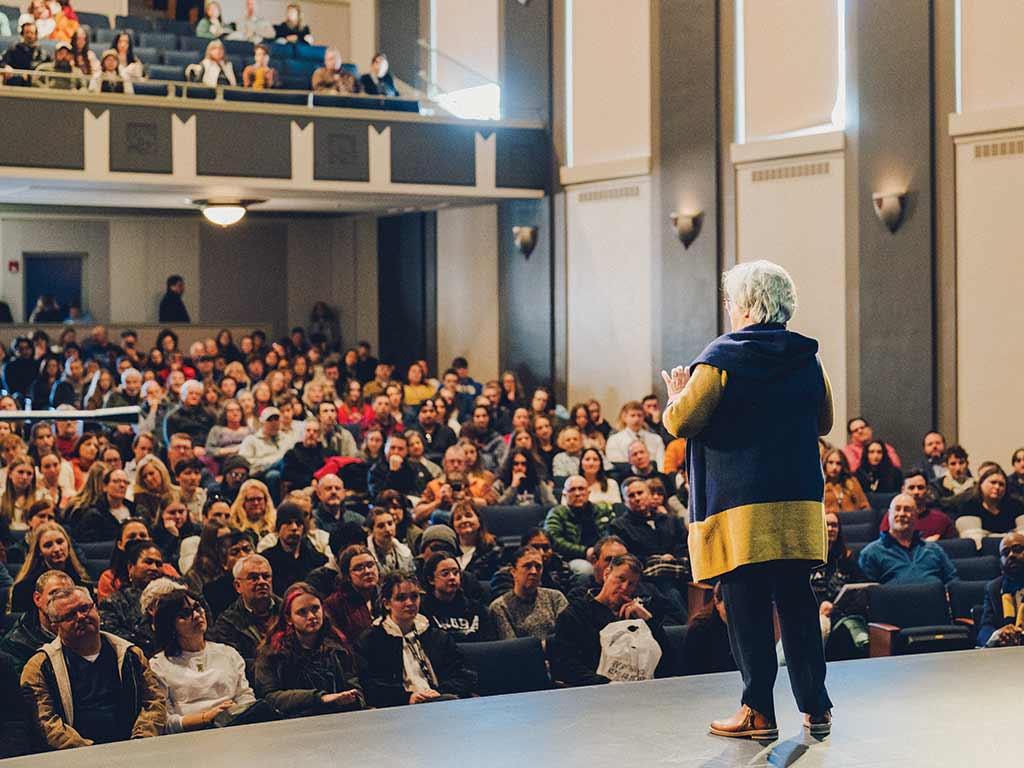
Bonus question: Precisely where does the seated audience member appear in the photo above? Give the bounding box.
[569,402,606,452]
[647,476,686,519]
[934,445,976,500]
[610,477,687,564]
[1007,447,1024,499]
[921,431,948,484]
[67,433,99,489]
[131,456,176,527]
[552,426,587,477]
[10,522,91,613]
[196,1,229,39]
[489,545,568,640]
[367,432,419,497]
[232,0,275,42]
[683,582,737,675]
[362,392,404,441]
[254,582,364,717]
[418,552,495,642]
[579,447,621,504]
[376,490,422,552]
[858,493,958,585]
[260,502,327,597]
[72,466,133,544]
[150,588,255,732]
[549,554,668,686]
[181,515,232,591]
[207,554,280,674]
[185,39,237,86]
[34,40,83,89]
[230,476,278,539]
[404,430,441,486]
[879,470,956,540]
[174,459,208,524]
[165,383,216,453]
[335,379,370,425]
[495,447,556,507]
[5,500,56,561]
[621,440,675,493]
[855,440,903,494]
[955,466,1024,535]
[416,399,457,463]
[365,506,415,575]
[491,527,574,599]
[642,393,674,447]
[151,493,201,565]
[811,512,869,659]
[403,363,435,412]
[842,417,901,472]
[544,475,615,575]
[312,473,362,533]
[531,414,558,477]
[0,456,46,530]
[282,419,328,491]
[21,585,165,748]
[202,530,255,618]
[461,405,505,471]
[605,400,666,467]
[2,20,48,87]
[311,46,357,93]
[210,455,250,504]
[96,518,177,600]
[274,3,312,44]
[359,52,398,97]
[414,445,472,525]
[98,540,166,653]
[0,649,34,758]
[317,401,359,458]
[977,532,1024,648]
[448,500,501,582]
[0,570,73,673]
[205,400,254,471]
[356,571,475,707]
[314,543,378,642]
[822,449,870,516]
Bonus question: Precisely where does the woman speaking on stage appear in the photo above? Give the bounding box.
[662,260,833,740]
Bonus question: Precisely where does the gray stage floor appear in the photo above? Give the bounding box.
[6,646,1020,768]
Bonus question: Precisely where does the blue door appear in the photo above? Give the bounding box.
[23,254,83,322]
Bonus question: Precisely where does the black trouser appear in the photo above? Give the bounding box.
[719,560,832,722]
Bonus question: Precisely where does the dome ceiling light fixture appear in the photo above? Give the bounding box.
[191,198,266,227]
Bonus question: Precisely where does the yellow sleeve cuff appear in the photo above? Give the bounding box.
[662,365,726,438]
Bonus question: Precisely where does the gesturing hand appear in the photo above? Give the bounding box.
[660,366,690,401]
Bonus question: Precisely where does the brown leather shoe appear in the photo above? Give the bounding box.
[709,705,778,740]
[803,710,832,736]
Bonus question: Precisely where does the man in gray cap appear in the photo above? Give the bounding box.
[238,407,287,501]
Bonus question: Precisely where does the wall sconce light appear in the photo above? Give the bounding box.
[512,225,538,258]
[872,192,907,233]
[670,211,703,249]
[191,198,265,227]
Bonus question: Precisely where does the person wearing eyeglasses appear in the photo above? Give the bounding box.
[150,588,256,732]
[978,531,1024,648]
[207,554,280,679]
[20,584,166,749]
[544,475,615,578]
[356,571,475,707]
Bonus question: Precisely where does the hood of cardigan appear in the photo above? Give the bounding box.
[697,323,818,381]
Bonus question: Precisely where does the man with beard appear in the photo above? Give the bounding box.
[20,585,165,749]
[312,473,364,533]
[859,494,958,585]
[282,419,330,490]
[35,41,83,89]
[978,531,1024,647]
[261,503,327,597]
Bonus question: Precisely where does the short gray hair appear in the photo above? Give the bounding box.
[232,553,270,579]
[35,569,73,595]
[721,260,797,325]
[45,585,92,622]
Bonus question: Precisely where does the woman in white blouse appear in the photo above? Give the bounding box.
[149,587,255,733]
[579,447,621,505]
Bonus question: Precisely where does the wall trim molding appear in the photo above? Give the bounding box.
[730,130,845,165]
[559,156,652,186]
[949,106,1024,138]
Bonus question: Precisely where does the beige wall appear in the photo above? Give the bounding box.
[959,0,1024,113]
[433,0,499,91]
[109,219,201,324]
[436,204,500,380]
[735,151,847,447]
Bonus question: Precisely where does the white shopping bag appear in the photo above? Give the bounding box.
[596,619,662,682]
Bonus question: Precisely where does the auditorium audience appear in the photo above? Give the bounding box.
[367,432,419,497]
[450,500,502,582]
[10,521,91,613]
[0,569,72,672]
[311,46,356,93]
[254,582,364,717]
[610,477,687,564]
[955,466,1024,535]
[185,39,236,86]
[207,553,279,673]
[150,492,200,565]
[355,571,475,707]
[921,431,948,483]
[878,470,956,540]
[1,20,48,87]
[260,502,327,596]
[196,1,228,39]
[683,582,737,675]
[855,440,903,493]
[489,545,568,640]
[97,540,165,653]
[281,418,328,490]
[418,552,495,642]
[495,446,556,506]
[858,493,958,585]
[95,518,176,600]
[605,400,666,466]
[544,475,614,575]
[202,530,254,618]
[365,505,414,575]
[977,531,1024,647]
[274,3,312,44]
[842,417,901,472]
[579,446,621,504]
[822,448,870,516]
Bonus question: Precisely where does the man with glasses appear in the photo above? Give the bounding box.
[20,585,165,749]
[207,554,279,678]
[544,475,615,577]
[841,416,901,473]
[978,531,1024,647]
[210,456,250,504]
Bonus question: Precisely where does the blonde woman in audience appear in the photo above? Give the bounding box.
[132,454,176,526]
[237,389,258,429]
[37,449,71,511]
[223,360,251,390]
[186,39,237,86]
[61,460,109,529]
[229,478,277,537]
[0,456,46,530]
[10,520,91,612]
[273,3,312,44]
[822,449,869,516]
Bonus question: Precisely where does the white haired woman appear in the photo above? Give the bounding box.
[662,260,833,739]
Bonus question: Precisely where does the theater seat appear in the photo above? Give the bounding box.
[0,4,18,24]
[842,522,878,543]
[178,36,208,52]
[866,491,897,511]
[223,39,255,57]
[154,18,193,36]
[94,28,118,46]
[83,558,108,581]
[980,537,1002,557]
[133,81,172,96]
[224,89,310,105]
[294,43,327,61]
[140,32,177,51]
[79,540,115,560]
[867,582,972,657]
[457,637,550,696]
[133,47,160,66]
[77,11,111,31]
[936,538,978,559]
[837,508,876,526]
[478,505,547,546]
[163,49,199,67]
[947,579,988,626]
[148,64,186,82]
[950,556,1000,581]
[661,623,689,677]
[115,14,153,33]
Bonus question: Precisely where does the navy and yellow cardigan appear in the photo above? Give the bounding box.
[663,323,833,581]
